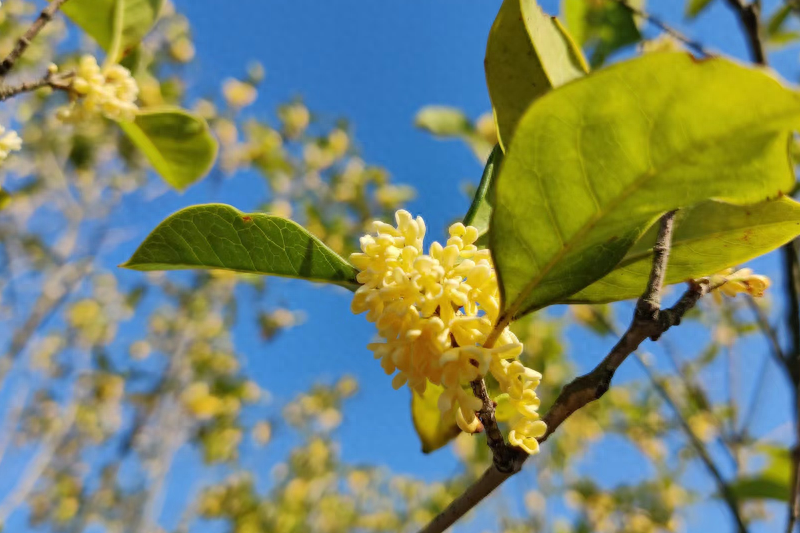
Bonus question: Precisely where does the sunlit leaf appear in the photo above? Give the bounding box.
[485,0,588,150]
[59,0,163,59]
[411,384,460,453]
[463,145,502,238]
[563,0,642,67]
[414,106,494,161]
[685,0,714,18]
[414,106,472,137]
[565,197,800,303]
[730,446,791,502]
[119,107,218,190]
[121,204,359,289]
[491,53,800,320]
[765,4,800,49]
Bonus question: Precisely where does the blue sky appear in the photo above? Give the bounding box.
[4,0,800,531]
[151,0,799,530]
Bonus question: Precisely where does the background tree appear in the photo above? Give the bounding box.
[0,1,799,533]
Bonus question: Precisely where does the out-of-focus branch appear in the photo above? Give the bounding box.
[0,0,72,78]
[0,69,73,101]
[591,310,748,533]
[724,0,767,65]
[613,0,713,57]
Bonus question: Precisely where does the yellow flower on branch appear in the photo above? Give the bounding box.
[350,210,545,451]
[57,55,139,123]
[708,267,772,302]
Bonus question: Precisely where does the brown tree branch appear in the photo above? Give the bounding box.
[419,212,691,533]
[0,70,74,101]
[0,0,72,78]
[613,0,714,57]
[725,0,767,65]
[469,377,518,473]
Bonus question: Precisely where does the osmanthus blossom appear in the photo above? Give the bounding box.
[709,267,771,303]
[350,210,546,454]
[57,55,139,123]
[0,125,21,160]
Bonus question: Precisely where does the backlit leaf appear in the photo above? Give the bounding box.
[463,145,503,238]
[491,53,800,321]
[685,0,714,18]
[565,197,800,303]
[119,107,218,190]
[485,0,588,150]
[563,0,642,67]
[411,384,460,454]
[59,0,163,59]
[730,446,791,502]
[121,204,359,289]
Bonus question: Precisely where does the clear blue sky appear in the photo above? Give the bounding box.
[6,0,800,531]
[146,0,799,531]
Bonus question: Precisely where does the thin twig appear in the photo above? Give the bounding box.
[0,70,74,101]
[420,212,688,533]
[632,352,748,533]
[724,2,797,528]
[470,377,518,473]
[725,0,767,65]
[591,310,748,532]
[613,0,713,57]
[0,0,72,78]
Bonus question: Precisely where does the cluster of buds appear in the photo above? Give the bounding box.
[57,55,139,123]
[708,267,771,303]
[350,210,546,454]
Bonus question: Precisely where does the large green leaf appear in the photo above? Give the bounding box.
[564,197,800,303]
[411,384,460,454]
[463,145,503,237]
[730,446,791,502]
[563,0,642,67]
[59,0,163,59]
[119,107,218,190]
[485,0,588,151]
[121,204,359,288]
[491,53,800,321]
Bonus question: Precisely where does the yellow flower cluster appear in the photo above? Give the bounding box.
[350,210,545,453]
[0,125,22,160]
[709,267,771,302]
[57,56,139,123]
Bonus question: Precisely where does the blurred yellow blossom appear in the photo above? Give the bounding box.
[222,78,257,108]
[0,125,22,160]
[57,56,138,122]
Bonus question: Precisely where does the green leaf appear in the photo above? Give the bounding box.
[121,203,359,288]
[491,53,800,321]
[731,446,791,502]
[414,106,494,161]
[463,145,502,239]
[485,0,588,151]
[119,107,218,190]
[765,4,800,49]
[59,0,163,59]
[565,197,800,303]
[0,189,10,211]
[411,384,460,453]
[685,0,714,18]
[563,0,642,67]
[414,106,472,137]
